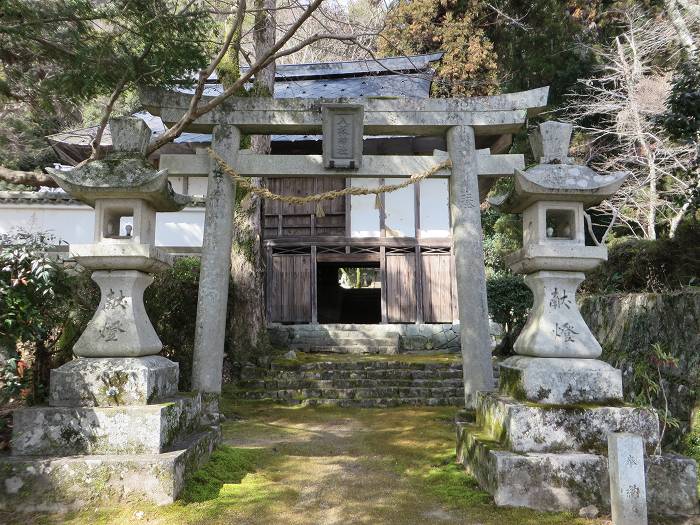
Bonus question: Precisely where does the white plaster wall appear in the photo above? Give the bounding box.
[350,178,380,237]
[384,178,415,237]
[0,204,205,247]
[188,177,208,197]
[419,179,450,238]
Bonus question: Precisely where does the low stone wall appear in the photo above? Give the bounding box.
[580,290,700,446]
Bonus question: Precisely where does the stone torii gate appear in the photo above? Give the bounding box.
[141,86,550,408]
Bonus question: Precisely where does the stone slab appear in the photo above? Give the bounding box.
[12,394,202,456]
[477,393,659,453]
[49,356,178,407]
[458,426,699,516]
[0,428,220,512]
[499,356,623,405]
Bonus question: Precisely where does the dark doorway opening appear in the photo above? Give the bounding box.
[317,262,381,323]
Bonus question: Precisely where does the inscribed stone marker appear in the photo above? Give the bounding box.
[608,432,648,525]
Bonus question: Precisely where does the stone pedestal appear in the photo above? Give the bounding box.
[457,364,699,517]
[1,357,220,511]
[498,355,623,405]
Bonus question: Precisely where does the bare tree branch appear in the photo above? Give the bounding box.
[0,167,57,188]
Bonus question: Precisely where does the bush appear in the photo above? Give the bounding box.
[486,274,532,354]
[144,256,211,391]
[0,231,78,403]
[582,218,700,294]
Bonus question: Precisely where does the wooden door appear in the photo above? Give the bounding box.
[421,253,453,322]
[269,254,311,323]
[385,254,417,322]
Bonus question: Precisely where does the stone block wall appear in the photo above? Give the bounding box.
[268,322,504,354]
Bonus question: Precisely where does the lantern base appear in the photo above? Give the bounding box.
[498,355,623,405]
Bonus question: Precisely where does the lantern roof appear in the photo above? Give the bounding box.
[46,118,190,211]
[493,122,627,212]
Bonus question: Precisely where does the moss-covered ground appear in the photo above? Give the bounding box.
[6,395,690,525]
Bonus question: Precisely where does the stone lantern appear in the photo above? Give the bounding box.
[456,121,699,516]
[0,118,219,509]
[50,118,190,361]
[500,121,626,376]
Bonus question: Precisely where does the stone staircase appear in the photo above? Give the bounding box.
[230,356,465,407]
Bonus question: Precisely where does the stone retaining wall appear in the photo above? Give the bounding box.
[580,290,700,446]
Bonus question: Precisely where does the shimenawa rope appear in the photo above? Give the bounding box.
[207,148,452,218]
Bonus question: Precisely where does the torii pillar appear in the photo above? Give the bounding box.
[192,124,239,418]
[447,125,495,407]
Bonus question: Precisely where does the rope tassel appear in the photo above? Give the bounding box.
[374,193,383,210]
[315,202,326,218]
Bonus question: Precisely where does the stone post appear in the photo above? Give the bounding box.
[446,125,495,407]
[192,125,239,398]
[608,433,648,525]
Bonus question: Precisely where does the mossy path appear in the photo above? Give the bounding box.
[14,397,681,524]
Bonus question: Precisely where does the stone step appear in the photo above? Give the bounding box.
[291,345,398,354]
[289,335,399,343]
[271,361,462,371]
[281,370,464,381]
[231,387,464,401]
[232,396,464,407]
[11,394,203,456]
[238,378,464,389]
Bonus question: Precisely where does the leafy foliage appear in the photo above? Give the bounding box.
[0,231,67,401]
[0,0,214,170]
[0,246,234,400]
[486,274,532,355]
[379,0,499,97]
[143,256,234,390]
[481,208,522,276]
[663,56,700,141]
[1,0,213,104]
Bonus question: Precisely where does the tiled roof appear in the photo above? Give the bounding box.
[0,189,206,207]
[0,190,84,206]
[48,53,442,150]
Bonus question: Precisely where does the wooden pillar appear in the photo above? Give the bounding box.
[447,125,495,407]
[310,245,318,324]
[380,245,388,324]
[192,125,239,395]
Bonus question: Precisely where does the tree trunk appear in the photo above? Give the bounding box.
[228,0,276,372]
[648,162,658,240]
[664,0,698,58]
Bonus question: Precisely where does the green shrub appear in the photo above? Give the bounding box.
[0,231,79,402]
[486,274,532,354]
[582,218,700,294]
